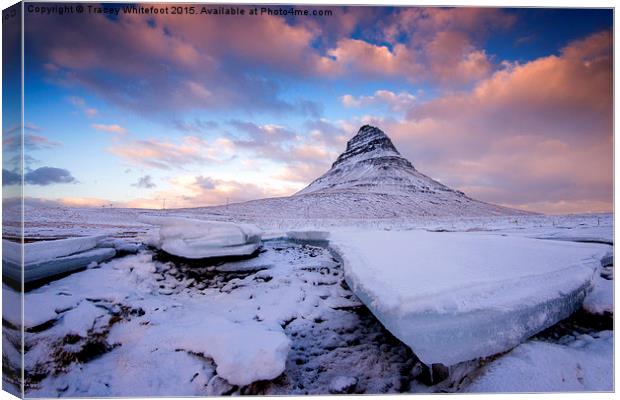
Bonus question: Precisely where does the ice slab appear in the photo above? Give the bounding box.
[331,230,608,366]
[3,237,116,284]
[139,215,262,259]
[466,331,613,392]
[4,248,117,284]
[3,235,104,265]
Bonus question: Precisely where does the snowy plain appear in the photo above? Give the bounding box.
[2,206,614,395]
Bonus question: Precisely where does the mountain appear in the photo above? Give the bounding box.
[297,125,460,196]
[199,125,530,219]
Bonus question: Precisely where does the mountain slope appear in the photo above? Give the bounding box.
[200,125,530,219]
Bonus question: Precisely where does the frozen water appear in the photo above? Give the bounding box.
[22,248,116,284]
[331,229,609,365]
[3,236,116,284]
[4,235,104,265]
[466,331,613,392]
[97,238,141,254]
[138,215,262,259]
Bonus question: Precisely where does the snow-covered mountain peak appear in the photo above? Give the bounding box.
[330,125,410,169]
[296,125,449,196]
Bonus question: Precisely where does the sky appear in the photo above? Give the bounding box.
[5,5,613,214]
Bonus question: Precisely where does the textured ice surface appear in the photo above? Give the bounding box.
[4,236,104,265]
[3,237,115,284]
[22,248,116,283]
[331,230,608,365]
[139,215,262,259]
[466,331,613,392]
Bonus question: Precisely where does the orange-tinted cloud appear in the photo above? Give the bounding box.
[108,136,235,170]
[327,8,515,86]
[92,124,128,135]
[380,30,612,214]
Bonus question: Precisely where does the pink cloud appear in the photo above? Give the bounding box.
[326,8,515,86]
[377,30,612,213]
[92,124,128,135]
[108,136,234,170]
[27,7,336,114]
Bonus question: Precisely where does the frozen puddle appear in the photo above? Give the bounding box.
[331,230,609,366]
[14,239,424,396]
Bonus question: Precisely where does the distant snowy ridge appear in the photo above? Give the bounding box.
[199,125,530,218]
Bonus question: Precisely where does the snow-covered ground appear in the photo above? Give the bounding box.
[2,208,613,395]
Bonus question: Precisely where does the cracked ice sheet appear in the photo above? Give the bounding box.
[331,229,609,366]
[466,331,613,392]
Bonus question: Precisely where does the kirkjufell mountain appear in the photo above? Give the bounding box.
[203,125,530,218]
[298,125,461,196]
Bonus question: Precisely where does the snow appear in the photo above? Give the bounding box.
[331,229,609,365]
[6,205,613,395]
[328,376,358,393]
[583,274,613,315]
[466,331,613,392]
[59,301,108,337]
[162,316,290,386]
[138,215,262,259]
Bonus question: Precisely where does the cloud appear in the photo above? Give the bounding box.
[377,30,612,214]
[225,119,348,185]
[132,175,156,189]
[68,96,98,117]
[3,124,62,152]
[92,124,128,135]
[24,167,77,186]
[341,90,416,112]
[382,7,516,43]
[25,134,62,150]
[172,119,218,133]
[26,8,335,116]
[116,174,299,209]
[327,8,515,86]
[2,169,20,186]
[108,135,235,170]
[194,175,216,190]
